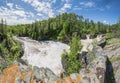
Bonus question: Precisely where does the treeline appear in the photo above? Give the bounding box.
[106,19,120,38]
[8,13,115,42]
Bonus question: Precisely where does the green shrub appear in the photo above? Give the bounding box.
[62,36,82,75]
[0,33,22,66]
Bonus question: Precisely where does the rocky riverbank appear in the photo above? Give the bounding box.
[0,36,120,83]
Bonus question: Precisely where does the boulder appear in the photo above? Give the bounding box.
[17,59,31,73]
[33,66,58,83]
[97,38,106,48]
[33,66,46,81]
[46,68,58,80]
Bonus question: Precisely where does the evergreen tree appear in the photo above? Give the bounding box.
[62,36,82,75]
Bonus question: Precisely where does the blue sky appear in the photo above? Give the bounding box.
[0,0,120,25]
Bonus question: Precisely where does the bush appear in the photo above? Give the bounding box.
[0,33,22,66]
[62,36,82,75]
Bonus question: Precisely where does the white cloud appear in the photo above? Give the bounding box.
[59,3,72,13]
[65,4,71,8]
[15,5,23,10]
[37,13,43,16]
[7,3,14,9]
[61,0,70,3]
[7,17,33,25]
[13,10,26,17]
[73,6,82,10]
[103,20,109,24]
[0,0,58,25]
[0,5,34,25]
[74,7,82,10]
[80,1,95,7]
[21,0,54,17]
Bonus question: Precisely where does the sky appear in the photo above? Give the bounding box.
[0,0,120,25]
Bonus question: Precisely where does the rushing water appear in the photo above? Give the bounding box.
[14,37,70,76]
[14,35,102,76]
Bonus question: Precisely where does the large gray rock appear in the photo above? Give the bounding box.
[15,59,31,73]
[14,59,32,83]
[33,66,46,81]
[83,42,120,83]
[33,66,58,83]
[89,56,107,83]
[81,45,107,83]
[45,68,58,80]
[103,43,120,58]
[92,45,106,57]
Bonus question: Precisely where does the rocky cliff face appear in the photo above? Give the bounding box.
[104,43,120,83]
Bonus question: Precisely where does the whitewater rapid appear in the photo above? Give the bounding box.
[13,35,102,76]
[14,37,70,76]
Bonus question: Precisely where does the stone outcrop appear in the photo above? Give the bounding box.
[89,55,107,83]
[0,59,58,83]
[97,38,106,48]
[0,64,33,83]
[103,43,120,58]
[0,59,34,83]
[59,46,107,83]
[104,43,120,83]
[33,66,58,83]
